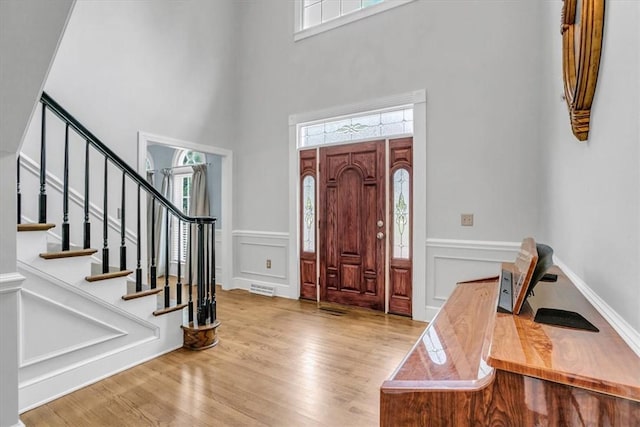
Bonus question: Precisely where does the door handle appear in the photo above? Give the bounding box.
[377,232,384,240]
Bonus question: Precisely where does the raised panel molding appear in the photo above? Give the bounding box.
[425,239,520,320]
[17,262,159,391]
[232,230,292,298]
[20,289,126,367]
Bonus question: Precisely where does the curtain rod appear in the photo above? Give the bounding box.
[147,163,211,173]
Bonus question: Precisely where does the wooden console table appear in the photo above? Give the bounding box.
[380,266,640,426]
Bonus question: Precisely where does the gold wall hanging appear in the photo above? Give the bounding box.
[561,0,605,141]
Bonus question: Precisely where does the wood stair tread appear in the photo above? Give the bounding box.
[122,288,163,301]
[153,303,188,317]
[18,223,56,232]
[40,248,98,259]
[86,270,133,282]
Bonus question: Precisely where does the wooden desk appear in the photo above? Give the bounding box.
[380,266,640,426]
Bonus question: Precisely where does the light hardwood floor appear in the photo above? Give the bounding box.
[21,287,426,426]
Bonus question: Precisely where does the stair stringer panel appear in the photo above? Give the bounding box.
[17,262,184,412]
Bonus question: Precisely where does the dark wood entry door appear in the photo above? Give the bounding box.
[319,141,385,311]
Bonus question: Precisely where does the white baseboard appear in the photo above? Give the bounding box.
[555,257,640,357]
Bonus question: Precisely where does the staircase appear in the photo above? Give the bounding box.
[15,93,219,412]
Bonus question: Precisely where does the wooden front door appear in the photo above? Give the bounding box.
[319,141,385,311]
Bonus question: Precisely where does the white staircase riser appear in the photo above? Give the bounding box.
[16,231,49,262]
[16,229,186,412]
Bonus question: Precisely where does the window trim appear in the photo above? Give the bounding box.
[294,0,416,42]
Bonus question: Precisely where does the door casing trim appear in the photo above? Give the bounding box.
[288,90,427,320]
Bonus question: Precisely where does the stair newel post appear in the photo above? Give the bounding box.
[135,184,142,292]
[102,157,109,274]
[188,222,193,322]
[210,221,216,323]
[197,221,206,325]
[150,196,157,289]
[16,156,21,224]
[62,123,70,251]
[164,206,170,309]
[120,171,127,271]
[39,103,47,223]
[83,140,91,249]
[176,218,182,305]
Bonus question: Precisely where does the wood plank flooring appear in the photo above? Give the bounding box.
[21,288,426,426]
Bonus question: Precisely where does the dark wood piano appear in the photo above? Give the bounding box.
[380,266,640,426]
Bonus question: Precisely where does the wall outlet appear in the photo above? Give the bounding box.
[266,259,272,269]
[461,213,474,226]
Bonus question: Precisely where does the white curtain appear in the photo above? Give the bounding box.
[187,164,210,285]
[154,169,173,278]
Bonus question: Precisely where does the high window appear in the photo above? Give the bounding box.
[295,0,415,41]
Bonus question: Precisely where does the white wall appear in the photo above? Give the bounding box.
[539,2,640,332]
[42,0,238,169]
[231,1,543,309]
[234,1,543,239]
[0,1,75,425]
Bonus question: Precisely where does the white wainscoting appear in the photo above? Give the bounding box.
[232,230,293,298]
[424,239,520,320]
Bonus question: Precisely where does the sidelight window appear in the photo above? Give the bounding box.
[392,168,410,259]
[302,175,316,253]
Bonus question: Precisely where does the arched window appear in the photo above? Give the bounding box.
[172,150,205,262]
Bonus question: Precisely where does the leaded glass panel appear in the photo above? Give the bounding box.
[299,107,413,148]
[302,175,316,253]
[393,168,410,259]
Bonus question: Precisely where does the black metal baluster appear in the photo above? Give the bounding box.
[62,123,70,251]
[188,223,193,322]
[83,140,91,249]
[120,171,126,270]
[176,218,182,305]
[39,104,47,223]
[150,196,157,289]
[205,226,210,320]
[16,156,21,225]
[164,207,170,308]
[102,157,109,274]
[197,222,206,325]
[135,184,142,292]
[210,222,216,323]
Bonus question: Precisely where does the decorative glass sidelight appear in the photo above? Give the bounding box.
[302,175,316,253]
[393,168,410,259]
